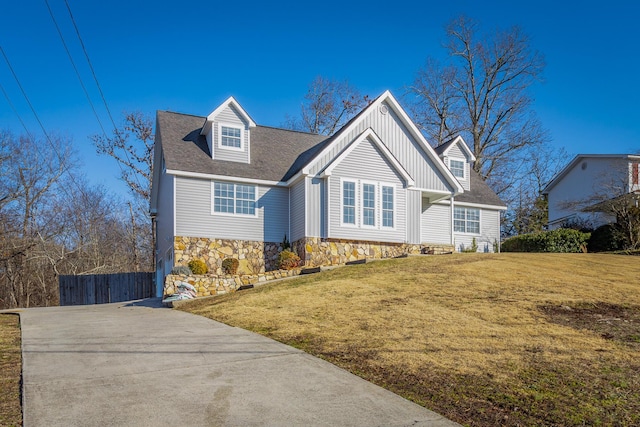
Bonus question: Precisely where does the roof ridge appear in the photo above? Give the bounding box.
[157,110,205,120]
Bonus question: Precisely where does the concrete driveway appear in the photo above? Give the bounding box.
[17,298,460,426]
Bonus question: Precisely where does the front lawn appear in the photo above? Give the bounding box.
[180,253,640,427]
[0,314,22,426]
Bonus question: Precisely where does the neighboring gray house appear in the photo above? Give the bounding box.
[150,91,506,293]
[542,154,640,229]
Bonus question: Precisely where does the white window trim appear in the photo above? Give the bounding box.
[380,182,396,230]
[360,180,378,229]
[449,157,466,180]
[340,178,358,227]
[217,122,244,151]
[211,181,258,217]
[453,206,481,235]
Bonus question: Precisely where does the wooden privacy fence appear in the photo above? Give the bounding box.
[59,272,154,306]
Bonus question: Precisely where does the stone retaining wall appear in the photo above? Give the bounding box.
[164,269,301,298]
[293,237,455,267]
[174,236,281,274]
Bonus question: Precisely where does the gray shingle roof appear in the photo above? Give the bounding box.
[456,169,506,208]
[157,111,328,182]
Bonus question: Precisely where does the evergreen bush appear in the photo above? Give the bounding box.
[588,223,625,252]
[501,228,590,253]
[278,249,301,270]
[188,259,208,275]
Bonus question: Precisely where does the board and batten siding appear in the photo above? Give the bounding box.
[421,201,451,244]
[328,138,406,243]
[443,143,470,191]
[290,179,306,242]
[212,104,250,164]
[174,176,288,243]
[406,190,422,244]
[309,101,454,193]
[453,206,501,253]
[307,177,325,237]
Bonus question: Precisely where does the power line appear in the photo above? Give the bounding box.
[0,79,35,141]
[63,0,146,198]
[44,0,108,138]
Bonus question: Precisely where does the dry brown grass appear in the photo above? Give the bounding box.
[181,253,640,426]
[0,314,22,426]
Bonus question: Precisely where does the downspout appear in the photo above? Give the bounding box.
[450,195,455,247]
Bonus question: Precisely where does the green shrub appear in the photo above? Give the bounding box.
[170,265,191,275]
[588,223,625,252]
[278,249,301,270]
[188,259,208,275]
[461,238,478,253]
[502,228,591,253]
[221,258,239,275]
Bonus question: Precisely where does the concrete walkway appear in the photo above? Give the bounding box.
[17,299,460,426]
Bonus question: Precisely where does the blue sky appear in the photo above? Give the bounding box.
[1,0,639,196]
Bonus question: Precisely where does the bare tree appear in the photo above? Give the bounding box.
[91,112,154,201]
[284,76,370,135]
[90,112,154,271]
[409,16,547,186]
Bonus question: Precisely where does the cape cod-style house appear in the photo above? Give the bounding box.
[150,91,506,294]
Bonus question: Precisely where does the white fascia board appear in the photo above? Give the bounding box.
[320,128,415,187]
[441,135,476,162]
[438,199,508,211]
[166,169,284,187]
[200,96,257,135]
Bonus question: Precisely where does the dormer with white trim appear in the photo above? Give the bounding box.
[436,136,476,191]
[200,97,256,164]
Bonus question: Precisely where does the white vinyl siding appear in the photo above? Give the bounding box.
[421,201,451,244]
[175,176,287,242]
[290,179,306,241]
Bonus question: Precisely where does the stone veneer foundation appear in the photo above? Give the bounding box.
[164,269,301,298]
[174,236,281,274]
[174,236,455,275]
[293,237,455,267]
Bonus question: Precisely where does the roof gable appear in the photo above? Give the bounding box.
[542,154,640,194]
[434,136,476,161]
[301,91,463,193]
[200,96,256,135]
[321,128,415,187]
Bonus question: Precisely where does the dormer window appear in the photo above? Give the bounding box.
[449,159,465,179]
[220,125,243,149]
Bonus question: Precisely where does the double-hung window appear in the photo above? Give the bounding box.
[362,183,376,227]
[213,182,256,216]
[220,125,242,148]
[449,159,465,179]
[382,185,394,228]
[454,207,480,234]
[342,180,356,225]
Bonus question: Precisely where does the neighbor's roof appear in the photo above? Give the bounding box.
[156,110,329,182]
[542,154,640,195]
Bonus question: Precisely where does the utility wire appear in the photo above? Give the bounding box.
[0,79,35,141]
[63,0,146,198]
[44,0,108,138]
